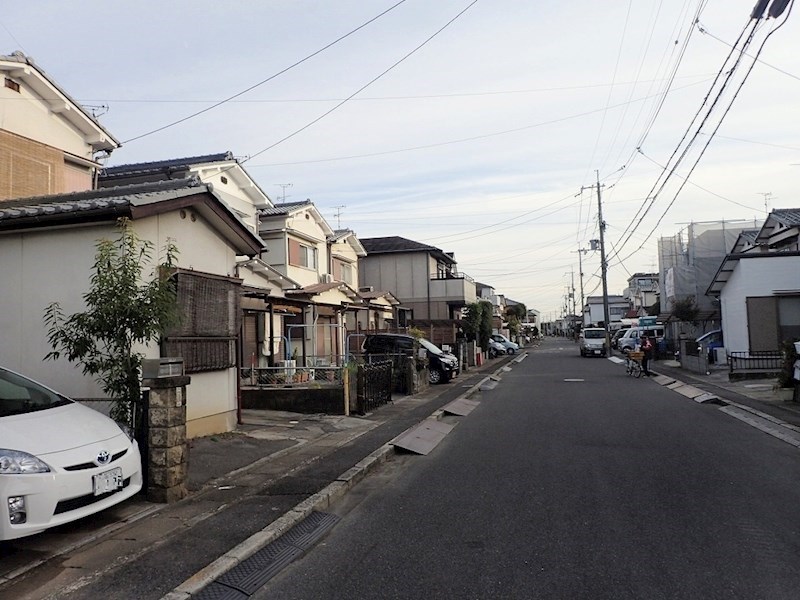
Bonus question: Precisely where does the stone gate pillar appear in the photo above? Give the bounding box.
[142,374,191,503]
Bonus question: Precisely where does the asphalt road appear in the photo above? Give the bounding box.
[256,341,800,599]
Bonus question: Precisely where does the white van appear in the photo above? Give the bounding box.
[618,325,665,353]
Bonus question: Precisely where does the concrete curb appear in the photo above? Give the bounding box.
[164,443,395,599]
[162,354,522,598]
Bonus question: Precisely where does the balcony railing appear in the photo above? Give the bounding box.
[430,271,474,284]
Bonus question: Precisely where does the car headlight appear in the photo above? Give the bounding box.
[0,449,51,474]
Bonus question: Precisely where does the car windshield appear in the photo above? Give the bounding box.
[418,338,443,355]
[0,368,72,417]
[584,330,605,339]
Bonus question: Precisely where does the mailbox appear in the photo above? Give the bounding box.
[142,357,184,379]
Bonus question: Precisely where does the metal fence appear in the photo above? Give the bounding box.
[728,351,783,377]
[240,364,343,386]
[356,360,392,414]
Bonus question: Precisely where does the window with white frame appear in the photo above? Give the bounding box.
[296,243,317,269]
[339,261,353,284]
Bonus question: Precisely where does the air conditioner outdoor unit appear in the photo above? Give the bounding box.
[320,273,334,284]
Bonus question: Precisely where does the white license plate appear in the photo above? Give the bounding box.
[593,349,601,354]
[93,467,123,496]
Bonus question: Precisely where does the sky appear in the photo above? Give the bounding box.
[3,1,799,320]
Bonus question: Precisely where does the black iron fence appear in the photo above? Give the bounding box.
[356,360,392,414]
[728,351,783,378]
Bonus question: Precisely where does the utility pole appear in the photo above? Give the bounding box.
[581,172,610,350]
[596,171,611,351]
[572,247,589,326]
[570,267,576,319]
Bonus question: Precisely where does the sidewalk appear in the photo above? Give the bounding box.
[651,358,800,429]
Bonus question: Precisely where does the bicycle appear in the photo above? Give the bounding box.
[626,351,644,378]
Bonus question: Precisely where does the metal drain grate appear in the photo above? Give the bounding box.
[194,511,340,599]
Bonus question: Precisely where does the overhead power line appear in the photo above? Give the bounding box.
[121,0,409,144]
[613,2,794,265]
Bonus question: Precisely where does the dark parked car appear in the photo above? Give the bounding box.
[362,333,459,384]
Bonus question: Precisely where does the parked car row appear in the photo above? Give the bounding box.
[490,334,520,355]
[362,333,459,385]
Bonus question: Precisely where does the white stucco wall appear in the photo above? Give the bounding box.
[719,255,800,352]
[0,209,242,437]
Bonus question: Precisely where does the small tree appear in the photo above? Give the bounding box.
[505,303,527,337]
[671,297,699,323]
[461,300,493,350]
[44,218,180,426]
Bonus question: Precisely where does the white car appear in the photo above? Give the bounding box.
[491,334,520,355]
[0,366,143,541]
[579,328,607,357]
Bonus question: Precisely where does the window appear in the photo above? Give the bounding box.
[339,262,353,284]
[289,238,318,269]
[5,78,20,93]
[300,244,317,269]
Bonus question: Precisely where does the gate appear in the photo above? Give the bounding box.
[356,360,392,414]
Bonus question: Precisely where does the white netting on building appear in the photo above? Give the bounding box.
[658,219,761,315]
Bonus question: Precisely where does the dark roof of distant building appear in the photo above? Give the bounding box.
[360,236,455,264]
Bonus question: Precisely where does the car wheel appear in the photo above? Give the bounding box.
[429,368,443,384]
[507,348,516,355]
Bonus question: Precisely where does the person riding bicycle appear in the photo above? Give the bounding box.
[640,334,654,377]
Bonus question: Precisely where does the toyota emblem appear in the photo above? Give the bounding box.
[96,450,111,465]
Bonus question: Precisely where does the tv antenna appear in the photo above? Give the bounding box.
[333,205,346,229]
[275,183,293,203]
[757,192,774,216]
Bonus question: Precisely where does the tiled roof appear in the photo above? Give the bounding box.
[258,200,313,217]
[0,178,207,224]
[739,229,759,243]
[101,152,235,178]
[328,229,354,242]
[771,208,800,227]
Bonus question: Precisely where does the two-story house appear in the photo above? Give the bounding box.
[258,201,363,366]
[624,273,659,315]
[359,236,477,322]
[583,295,630,328]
